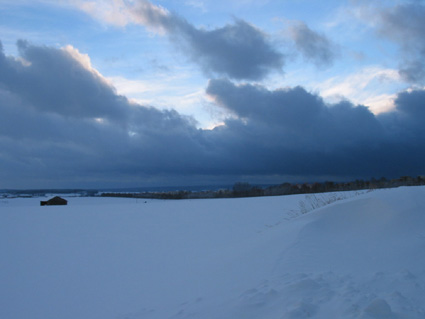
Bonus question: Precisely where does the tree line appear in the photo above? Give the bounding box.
[100,175,425,200]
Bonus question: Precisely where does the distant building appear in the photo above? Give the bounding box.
[40,196,68,206]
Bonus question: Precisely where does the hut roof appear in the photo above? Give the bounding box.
[40,196,68,206]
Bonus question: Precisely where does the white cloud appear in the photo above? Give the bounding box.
[325,2,378,30]
[107,76,155,95]
[62,45,94,71]
[361,93,397,114]
[69,0,172,34]
[62,44,113,87]
[184,0,207,13]
[69,0,135,27]
[314,66,403,113]
[108,75,222,128]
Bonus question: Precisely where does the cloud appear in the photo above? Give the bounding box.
[314,66,401,114]
[75,0,284,80]
[2,39,129,124]
[72,0,136,27]
[289,22,338,67]
[1,40,424,188]
[172,18,284,81]
[393,88,425,124]
[207,78,425,178]
[184,1,207,13]
[0,40,209,187]
[377,2,425,83]
[323,1,425,83]
[132,1,284,80]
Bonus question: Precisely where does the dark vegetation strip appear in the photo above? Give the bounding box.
[100,175,425,200]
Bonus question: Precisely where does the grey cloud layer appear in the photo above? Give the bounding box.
[0,41,209,187]
[1,41,424,188]
[130,0,284,80]
[206,79,425,178]
[378,2,425,83]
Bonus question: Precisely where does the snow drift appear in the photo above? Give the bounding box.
[1,186,424,318]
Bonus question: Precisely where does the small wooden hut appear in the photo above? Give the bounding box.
[40,196,68,206]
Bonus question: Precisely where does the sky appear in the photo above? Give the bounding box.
[0,0,424,189]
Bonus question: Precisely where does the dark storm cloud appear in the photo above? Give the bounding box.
[0,40,128,124]
[131,1,284,80]
[378,2,425,83]
[1,40,424,188]
[289,22,337,67]
[0,40,211,187]
[206,79,425,178]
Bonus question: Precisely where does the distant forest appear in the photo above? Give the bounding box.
[101,175,425,200]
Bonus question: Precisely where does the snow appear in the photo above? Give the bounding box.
[1,186,425,319]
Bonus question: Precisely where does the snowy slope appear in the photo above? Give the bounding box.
[1,187,424,319]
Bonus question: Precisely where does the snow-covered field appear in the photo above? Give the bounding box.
[1,186,425,319]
